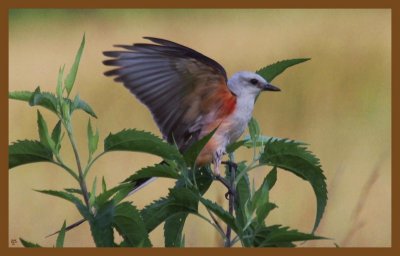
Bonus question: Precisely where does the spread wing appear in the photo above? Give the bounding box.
[103,37,236,150]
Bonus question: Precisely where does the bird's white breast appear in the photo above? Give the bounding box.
[218,94,256,148]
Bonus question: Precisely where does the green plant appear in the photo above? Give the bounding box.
[9,35,328,247]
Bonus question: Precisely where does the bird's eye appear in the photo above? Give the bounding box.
[250,78,258,85]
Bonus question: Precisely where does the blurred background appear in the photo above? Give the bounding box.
[9,9,391,247]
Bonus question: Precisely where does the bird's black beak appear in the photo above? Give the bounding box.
[262,82,281,92]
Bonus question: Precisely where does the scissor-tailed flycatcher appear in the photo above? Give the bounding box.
[103,37,280,177]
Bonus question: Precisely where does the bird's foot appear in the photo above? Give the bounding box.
[214,174,234,198]
[221,160,238,170]
[221,160,237,200]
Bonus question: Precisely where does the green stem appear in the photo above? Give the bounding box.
[234,159,259,186]
[194,213,227,241]
[225,161,237,247]
[205,207,225,239]
[191,167,198,189]
[63,119,91,211]
[68,132,90,209]
[50,160,79,181]
[233,135,262,185]
[83,151,106,178]
[230,235,241,246]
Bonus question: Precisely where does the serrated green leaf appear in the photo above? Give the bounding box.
[141,187,200,233]
[111,185,135,205]
[170,187,199,211]
[163,167,214,246]
[256,58,311,82]
[72,94,80,111]
[102,176,107,193]
[95,183,133,207]
[56,65,65,99]
[104,129,183,163]
[35,190,89,219]
[9,91,33,101]
[141,197,171,232]
[199,198,239,234]
[252,176,269,210]
[233,162,250,228]
[248,117,260,142]
[29,87,58,113]
[266,167,277,190]
[256,203,277,227]
[8,87,97,118]
[9,89,96,117]
[19,238,42,247]
[164,213,186,247]
[229,135,305,153]
[87,119,99,156]
[37,110,55,151]
[113,202,152,247]
[9,140,53,169]
[164,167,213,240]
[254,225,325,247]
[56,220,66,248]
[27,88,58,114]
[64,34,85,96]
[71,97,97,118]
[142,167,213,233]
[89,177,97,207]
[253,175,270,225]
[124,163,181,183]
[175,166,213,193]
[51,120,62,153]
[183,127,217,166]
[64,188,83,195]
[259,138,327,233]
[61,101,71,120]
[88,200,115,247]
[141,188,198,234]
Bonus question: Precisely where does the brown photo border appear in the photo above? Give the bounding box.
[1,0,397,255]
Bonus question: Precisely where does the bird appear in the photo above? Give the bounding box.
[103,37,280,185]
[48,37,281,235]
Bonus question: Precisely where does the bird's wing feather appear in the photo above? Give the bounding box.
[103,37,235,149]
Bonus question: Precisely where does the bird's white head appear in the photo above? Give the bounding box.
[227,71,280,97]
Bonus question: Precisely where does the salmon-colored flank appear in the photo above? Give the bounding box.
[195,85,237,166]
[195,139,217,166]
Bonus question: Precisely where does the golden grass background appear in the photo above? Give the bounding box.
[8,9,391,247]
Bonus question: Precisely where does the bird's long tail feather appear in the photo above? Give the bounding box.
[127,177,157,196]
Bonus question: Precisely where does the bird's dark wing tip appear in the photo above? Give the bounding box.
[103,51,119,57]
[104,68,119,77]
[103,59,118,66]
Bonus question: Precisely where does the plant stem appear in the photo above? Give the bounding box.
[83,151,106,178]
[205,207,225,239]
[230,235,241,247]
[234,159,259,186]
[46,218,86,237]
[65,123,91,211]
[50,160,79,182]
[224,161,237,247]
[215,175,232,195]
[195,213,227,240]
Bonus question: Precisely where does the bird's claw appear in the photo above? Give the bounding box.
[215,161,239,200]
[225,192,229,200]
[214,174,234,198]
[222,160,238,169]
